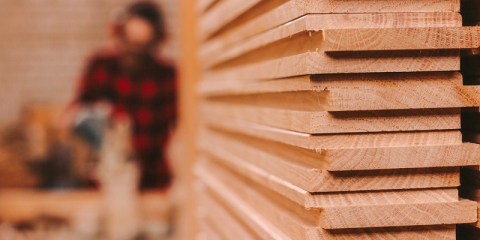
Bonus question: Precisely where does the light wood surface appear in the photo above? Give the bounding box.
[202,117,462,150]
[319,199,476,229]
[199,153,459,209]
[198,189,260,240]
[176,0,202,238]
[201,13,463,68]
[196,0,218,13]
[200,137,461,192]
[201,128,480,171]
[199,158,475,229]
[200,72,480,111]
[204,46,459,82]
[199,72,462,96]
[202,85,480,111]
[201,2,461,59]
[196,163,289,240]
[197,160,456,239]
[197,221,222,240]
[195,0,477,236]
[199,0,263,40]
[323,27,480,52]
[201,101,461,133]
[458,185,480,228]
[197,159,468,235]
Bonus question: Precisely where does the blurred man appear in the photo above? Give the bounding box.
[67,1,177,190]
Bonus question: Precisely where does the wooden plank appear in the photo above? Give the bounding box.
[196,161,458,238]
[197,159,469,233]
[197,0,219,13]
[205,85,480,112]
[199,190,260,240]
[198,220,222,240]
[199,72,462,97]
[203,24,463,80]
[323,27,480,52]
[200,158,475,229]
[198,152,459,209]
[204,47,459,81]
[201,127,480,171]
[319,199,476,229]
[253,0,461,14]
[199,0,263,40]
[195,162,290,240]
[200,132,461,192]
[458,186,480,228]
[202,145,457,208]
[201,7,461,62]
[201,101,461,133]
[202,117,462,150]
[201,13,463,68]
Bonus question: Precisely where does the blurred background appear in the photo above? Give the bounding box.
[0,0,198,239]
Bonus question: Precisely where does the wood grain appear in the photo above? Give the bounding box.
[197,0,219,13]
[198,153,459,209]
[457,185,480,228]
[203,24,462,80]
[197,159,469,233]
[201,13,463,68]
[319,199,476,229]
[199,72,462,96]
[196,160,455,239]
[201,128,480,171]
[207,86,480,111]
[205,49,459,82]
[323,27,480,52]
[199,72,480,112]
[200,133,461,192]
[195,0,477,236]
[201,7,461,62]
[201,101,461,133]
[198,220,222,240]
[201,72,480,112]
[199,0,263,40]
[202,117,462,150]
[198,190,261,240]
[196,161,289,240]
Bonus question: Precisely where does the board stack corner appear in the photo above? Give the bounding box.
[196,0,480,239]
[457,0,480,238]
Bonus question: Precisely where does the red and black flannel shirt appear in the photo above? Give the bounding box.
[77,50,177,189]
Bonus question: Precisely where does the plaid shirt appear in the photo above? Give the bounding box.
[77,50,177,189]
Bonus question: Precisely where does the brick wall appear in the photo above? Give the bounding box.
[0,0,178,125]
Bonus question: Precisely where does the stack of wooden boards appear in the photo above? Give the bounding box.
[458,0,480,238]
[196,0,480,239]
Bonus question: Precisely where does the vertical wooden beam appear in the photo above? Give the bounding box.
[175,0,200,239]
